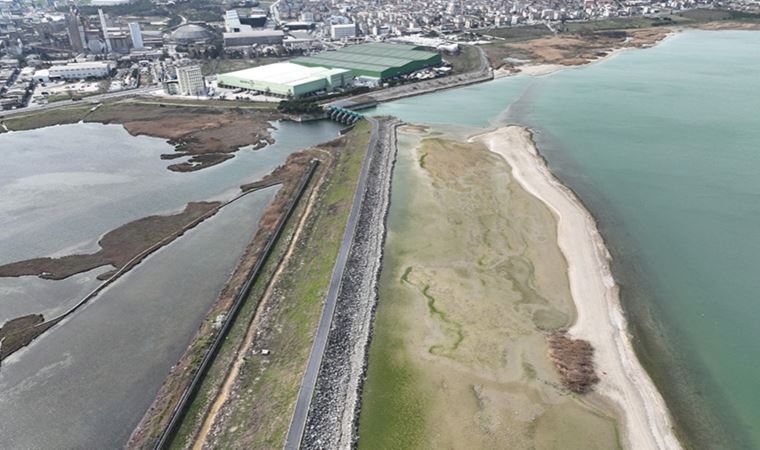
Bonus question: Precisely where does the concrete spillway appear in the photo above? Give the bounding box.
[327,106,363,125]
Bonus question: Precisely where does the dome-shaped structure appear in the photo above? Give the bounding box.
[171,24,216,44]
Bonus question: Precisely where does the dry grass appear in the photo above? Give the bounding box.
[547,332,600,394]
[483,27,671,69]
[86,102,281,172]
[0,202,220,280]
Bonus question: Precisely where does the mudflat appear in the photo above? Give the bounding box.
[359,126,621,449]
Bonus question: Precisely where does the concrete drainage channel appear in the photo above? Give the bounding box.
[152,159,320,450]
[286,117,401,450]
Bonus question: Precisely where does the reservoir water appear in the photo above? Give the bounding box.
[374,30,760,449]
[0,187,277,449]
[0,119,341,447]
[0,120,341,323]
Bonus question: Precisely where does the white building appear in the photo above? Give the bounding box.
[48,61,112,80]
[176,65,206,96]
[330,23,356,40]
[129,22,144,49]
[33,69,50,83]
[223,29,284,47]
[90,0,135,5]
[217,62,352,98]
[225,9,250,33]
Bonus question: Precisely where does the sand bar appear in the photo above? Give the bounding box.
[475,126,682,450]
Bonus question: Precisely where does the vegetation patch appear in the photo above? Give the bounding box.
[481,24,553,41]
[445,45,483,74]
[0,314,59,360]
[277,86,371,115]
[359,127,619,449]
[420,283,464,356]
[86,101,280,172]
[547,332,600,394]
[0,202,220,281]
[0,104,92,132]
[418,152,428,169]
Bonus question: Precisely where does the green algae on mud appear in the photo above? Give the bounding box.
[359,126,619,449]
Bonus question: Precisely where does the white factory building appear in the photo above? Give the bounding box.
[41,61,112,80]
[223,29,284,47]
[176,65,206,96]
[216,62,352,98]
[330,23,356,40]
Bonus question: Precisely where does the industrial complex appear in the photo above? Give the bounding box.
[215,42,442,99]
[216,62,353,97]
[292,43,442,79]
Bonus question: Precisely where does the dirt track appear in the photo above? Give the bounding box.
[127,149,324,449]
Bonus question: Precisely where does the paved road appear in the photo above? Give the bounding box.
[283,117,380,450]
[0,86,155,119]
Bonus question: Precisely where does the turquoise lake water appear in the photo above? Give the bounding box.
[374,30,760,449]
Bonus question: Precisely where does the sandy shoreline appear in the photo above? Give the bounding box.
[474,126,682,450]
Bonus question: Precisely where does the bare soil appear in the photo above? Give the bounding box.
[695,21,760,30]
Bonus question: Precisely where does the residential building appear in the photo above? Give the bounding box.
[330,23,356,40]
[176,65,206,96]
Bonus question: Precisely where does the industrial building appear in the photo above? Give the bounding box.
[65,10,86,52]
[224,9,282,47]
[129,22,143,49]
[45,61,112,80]
[170,24,217,45]
[291,42,441,79]
[224,9,267,32]
[216,62,352,98]
[223,29,284,47]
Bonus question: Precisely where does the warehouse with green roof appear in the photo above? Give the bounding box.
[292,42,442,80]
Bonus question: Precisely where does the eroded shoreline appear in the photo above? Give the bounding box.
[475,126,681,450]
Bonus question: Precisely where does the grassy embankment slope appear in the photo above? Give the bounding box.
[359,127,621,449]
[0,97,278,133]
[166,121,372,449]
[445,45,483,75]
[0,104,93,131]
